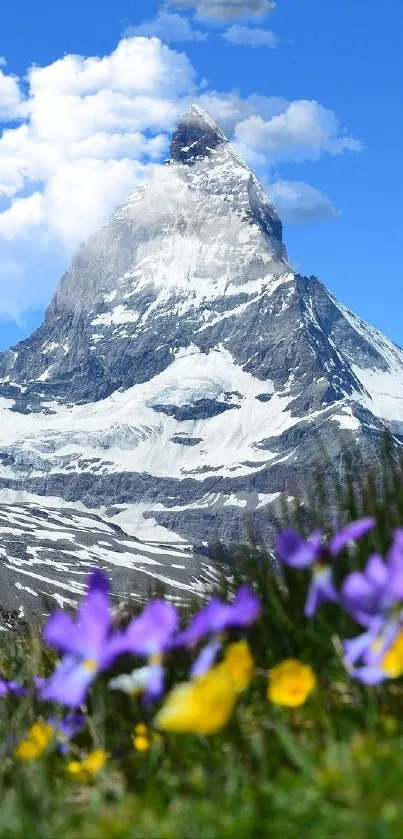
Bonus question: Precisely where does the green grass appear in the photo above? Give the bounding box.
[2,446,403,838]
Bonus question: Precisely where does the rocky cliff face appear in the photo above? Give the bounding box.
[0,104,403,613]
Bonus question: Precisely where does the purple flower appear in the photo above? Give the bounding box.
[40,571,127,708]
[340,530,403,682]
[276,529,323,569]
[342,554,397,628]
[121,600,179,700]
[176,586,260,648]
[0,679,25,697]
[304,565,339,618]
[276,518,375,617]
[343,616,401,684]
[174,586,260,677]
[342,530,403,628]
[329,519,377,555]
[48,713,86,753]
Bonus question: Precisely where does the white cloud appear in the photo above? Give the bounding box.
[127,11,207,42]
[234,100,363,165]
[0,37,195,247]
[0,63,22,121]
[0,35,362,320]
[0,192,43,240]
[222,24,278,46]
[165,0,276,20]
[267,180,340,224]
[197,90,288,135]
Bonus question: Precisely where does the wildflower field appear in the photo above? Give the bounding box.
[2,455,403,838]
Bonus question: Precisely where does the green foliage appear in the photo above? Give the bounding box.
[2,442,403,837]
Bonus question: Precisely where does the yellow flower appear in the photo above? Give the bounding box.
[132,723,162,752]
[221,640,254,693]
[155,665,237,735]
[134,734,150,752]
[268,659,316,708]
[15,722,54,761]
[382,631,403,678]
[67,749,107,782]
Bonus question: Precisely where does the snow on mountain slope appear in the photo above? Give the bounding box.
[331,298,403,424]
[0,104,402,612]
[0,343,308,482]
[0,500,216,625]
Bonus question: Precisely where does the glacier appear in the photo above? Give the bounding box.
[0,103,402,615]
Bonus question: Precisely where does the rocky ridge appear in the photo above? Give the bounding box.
[0,104,403,612]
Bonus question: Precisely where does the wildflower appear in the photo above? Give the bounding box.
[67,749,107,782]
[221,640,254,693]
[132,723,162,752]
[116,600,179,701]
[381,630,403,678]
[155,664,237,734]
[342,546,403,629]
[268,659,316,707]
[133,723,150,752]
[343,616,403,684]
[40,571,127,707]
[276,518,375,617]
[0,679,25,697]
[109,666,157,696]
[174,586,260,678]
[48,713,86,753]
[15,722,54,760]
[341,532,403,683]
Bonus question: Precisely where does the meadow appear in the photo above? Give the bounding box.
[1,446,403,838]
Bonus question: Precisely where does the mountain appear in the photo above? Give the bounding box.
[1,104,403,614]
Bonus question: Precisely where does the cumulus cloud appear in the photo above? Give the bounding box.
[127,11,207,42]
[234,100,363,165]
[0,62,22,121]
[0,37,195,247]
[197,90,288,136]
[0,35,362,320]
[222,25,278,46]
[267,180,340,224]
[165,0,276,21]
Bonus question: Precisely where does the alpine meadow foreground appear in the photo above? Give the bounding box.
[2,462,403,838]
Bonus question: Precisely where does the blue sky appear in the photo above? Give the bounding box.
[0,0,402,349]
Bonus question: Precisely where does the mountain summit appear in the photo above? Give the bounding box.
[0,106,403,615]
[170,104,228,163]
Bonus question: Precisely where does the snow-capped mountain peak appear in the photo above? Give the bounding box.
[170,104,228,163]
[0,105,402,614]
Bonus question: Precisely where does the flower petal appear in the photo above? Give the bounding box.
[304,567,338,617]
[88,570,110,596]
[342,570,376,614]
[329,517,375,555]
[174,599,226,647]
[365,554,389,588]
[191,640,222,679]
[124,601,179,657]
[343,627,380,666]
[176,587,260,648]
[144,665,165,702]
[224,586,261,629]
[349,665,386,685]
[44,612,90,658]
[276,529,322,568]
[78,585,111,654]
[40,655,97,707]
[155,666,236,734]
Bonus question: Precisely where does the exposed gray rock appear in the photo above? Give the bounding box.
[0,104,402,610]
